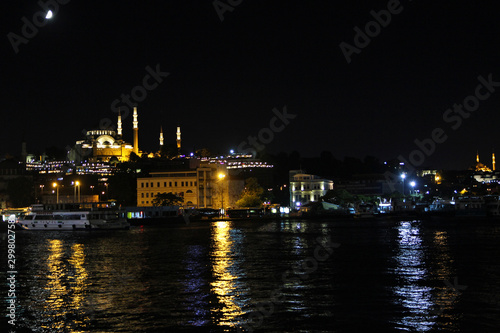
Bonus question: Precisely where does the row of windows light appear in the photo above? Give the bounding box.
[140,181,197,188]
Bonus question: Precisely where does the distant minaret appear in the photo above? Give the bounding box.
[493,150,496,171]
[477,150,480,163]
[117,110,122,137]
[159,126,164,147]
[176,126,181,152]
[133,106,139,154]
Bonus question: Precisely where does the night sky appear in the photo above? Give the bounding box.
[2,1,500,170]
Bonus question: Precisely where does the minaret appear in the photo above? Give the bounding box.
[159,126,164,147]
[176,126,181,152]
[117,110,122,137]
[477,150,480,163]
[133,106,139,154]
[493,150,496,171]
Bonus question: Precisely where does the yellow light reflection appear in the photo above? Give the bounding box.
[43,239,68,331]
[431,230,460,330]
[42,240,90,332]
[68,243,90,329]
[433,231,452,278]
[210,221,245,327]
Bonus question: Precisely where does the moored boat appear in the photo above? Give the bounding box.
[17,204,130,230]
[18,210,92,230]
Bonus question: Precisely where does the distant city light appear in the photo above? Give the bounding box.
[45,10,53,19]
[410,181,416,187]
[230,149,234,154]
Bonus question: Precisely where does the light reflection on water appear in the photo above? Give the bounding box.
[183,244,210,326]
[210,221,247,328]
[42,239,91,332]
[392,221,435,331]
[6,219,500,331]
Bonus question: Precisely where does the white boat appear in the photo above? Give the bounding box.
[17,205,130,230]
[18,210,93,230]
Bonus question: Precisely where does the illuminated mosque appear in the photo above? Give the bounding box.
[473,151,495,172]
[472,151,498,183]
[69,107,181,163]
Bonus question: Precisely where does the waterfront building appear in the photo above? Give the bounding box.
[289,170,334,207]
[137,163,244,209]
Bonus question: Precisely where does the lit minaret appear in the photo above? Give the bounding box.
[117,110,122,137]
[477,150,480,163]
[159,126,164,147]
[133,106,139,154]
[176,126,181,152]
[493,150,496,171]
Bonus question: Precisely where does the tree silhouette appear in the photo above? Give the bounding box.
[152,192,184,206]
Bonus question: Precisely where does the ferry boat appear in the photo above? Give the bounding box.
[17,204,129,230]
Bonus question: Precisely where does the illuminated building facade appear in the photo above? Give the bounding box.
[289,170,333,207]
[137,164,244,208]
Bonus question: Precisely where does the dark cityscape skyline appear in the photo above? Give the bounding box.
[2,1,500,170]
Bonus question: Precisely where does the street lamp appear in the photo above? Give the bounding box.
[53,182,59,204]
[401,173,406,196]
[218,173,226,216]
[410,181,416,196]
[74,181,80,203]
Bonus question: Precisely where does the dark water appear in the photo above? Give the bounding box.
[2,218,500,332]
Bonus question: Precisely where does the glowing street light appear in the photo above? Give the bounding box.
[45,10,53,19]
[74,181,80,203]
[53,182,59,204]
[410,181,416,195]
